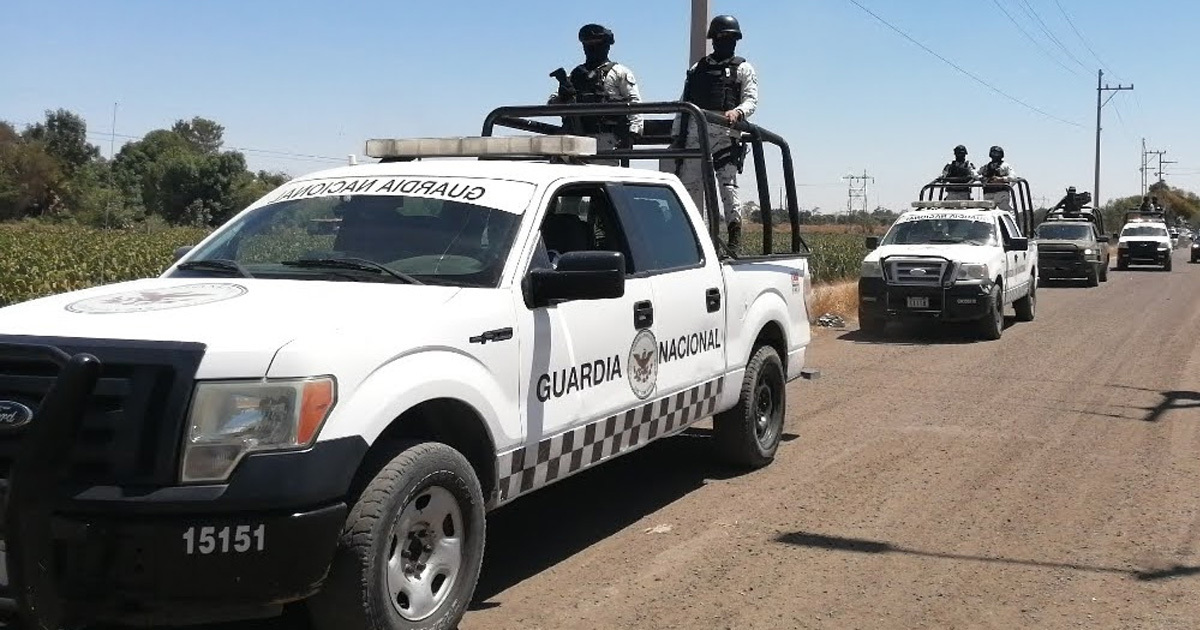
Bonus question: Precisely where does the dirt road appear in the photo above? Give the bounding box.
[459,248,1200,629]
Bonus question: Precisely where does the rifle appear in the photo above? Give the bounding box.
[549,67,583,135]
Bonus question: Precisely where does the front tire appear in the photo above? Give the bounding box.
[858,308,886,336]
[308,441,486,630]
[713,344,786,469]
[1099,262,1109,282]
[1014,276,1036,321]
[1086,267,1100,287]
[978,284,1003,340]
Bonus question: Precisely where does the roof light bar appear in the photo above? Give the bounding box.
[364,135,598,159]
[910,200,997,210]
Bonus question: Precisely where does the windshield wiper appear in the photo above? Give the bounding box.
[927,238,963,244]
[280,257,424,285]
[176,258,254,278]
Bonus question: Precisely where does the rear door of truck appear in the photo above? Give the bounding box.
[608,182,727,399]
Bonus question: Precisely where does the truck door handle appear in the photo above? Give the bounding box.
[633,300,654,329]
[705,287,721,312]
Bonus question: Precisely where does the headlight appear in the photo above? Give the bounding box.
[861,260,882,278]
[1158,245,1169,251]
[1192,243,1199,249]
[956,263,987,281]
[180,377,336,484]
[1117,241,1128,248]
[1083,248,1094,256]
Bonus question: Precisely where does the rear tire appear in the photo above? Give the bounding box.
[308,441,486,630]
[713,344,786,469]
[978,284,1003,340]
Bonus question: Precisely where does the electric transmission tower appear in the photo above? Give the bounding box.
[843,170,874,216]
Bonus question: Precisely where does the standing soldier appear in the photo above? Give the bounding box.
[548,23,642,165]
[979,145,1017,218]
[673,14,759,250]
[938,145,976,200]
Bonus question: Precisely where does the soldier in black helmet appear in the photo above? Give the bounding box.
[672,14,759,250]
[548,23,642,166]
[978,145,1018,217]
[938,144,976,200]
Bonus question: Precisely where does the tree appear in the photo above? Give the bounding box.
[171,117,225,154]
[21,109,100,175]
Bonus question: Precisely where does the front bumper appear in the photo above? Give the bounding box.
[858,277,994,323]
[1038,253,1099,278]
[1117,247,1169,265]
[2,503,348,626]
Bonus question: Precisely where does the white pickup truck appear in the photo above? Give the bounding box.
[0,105,817,629]
[857,197,1038,340]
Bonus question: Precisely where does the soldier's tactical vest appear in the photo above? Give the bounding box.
[980,162,1008,194]
[943,160,973,192]
[569,61,626,134]
[684,56,745,112]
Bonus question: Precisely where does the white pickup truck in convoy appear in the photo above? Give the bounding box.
[857,191,1038,340]
[0,103,817,630]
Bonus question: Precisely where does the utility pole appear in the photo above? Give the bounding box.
[1144,147,1166,193]
[690,0,711,64]
[1155,153,1177,184]
[843,171,873,216]
[1093,69,1133,213]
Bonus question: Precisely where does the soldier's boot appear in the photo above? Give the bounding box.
[727,221,741,252]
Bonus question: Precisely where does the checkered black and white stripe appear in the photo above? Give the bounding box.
[494,377,725,505]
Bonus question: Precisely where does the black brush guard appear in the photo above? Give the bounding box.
[1,342,100,630]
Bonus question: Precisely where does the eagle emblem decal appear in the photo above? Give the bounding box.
[627,329,658,400]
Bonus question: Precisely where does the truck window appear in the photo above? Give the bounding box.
[1000,214,1022,238]
[534,185,634,273]
[613,184,704,273]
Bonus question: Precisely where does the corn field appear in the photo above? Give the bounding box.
[0,224,210,307]
[0,223,869,307]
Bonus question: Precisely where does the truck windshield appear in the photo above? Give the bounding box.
[1121,225,1168,238]
[1035,224,1094,240]
[174,194,522,287]
[880,218,996,246]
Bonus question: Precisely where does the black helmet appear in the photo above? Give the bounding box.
[578,23,614,45]
[989,145,1004,159]
[953,144,967,154]
[707,15,742,39]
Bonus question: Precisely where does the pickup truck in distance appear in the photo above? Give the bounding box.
[0,102,818,630]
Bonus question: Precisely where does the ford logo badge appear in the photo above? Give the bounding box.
[0,400,34,431]
[909,268,928,276]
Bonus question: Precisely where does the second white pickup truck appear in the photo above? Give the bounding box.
[0,103,817,630]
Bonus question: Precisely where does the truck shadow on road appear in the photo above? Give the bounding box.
[470,427,767,610]
[773,531,1200,582]
[836,318,1015,346]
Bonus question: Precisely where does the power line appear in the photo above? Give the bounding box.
[1052,0,1120,78]
[1012,0,1089,71]
[844,0,1083,128]
[990,0,1084,80]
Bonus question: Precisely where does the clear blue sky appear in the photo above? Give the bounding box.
[5,0,1198,213]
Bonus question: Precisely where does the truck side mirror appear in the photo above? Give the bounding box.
[173,246,193,262]
[1005,237,1029,252]
[1096,235,1109,243]
[864,236,879,250]
[524,251,626,308]
[1111,233,1119,241]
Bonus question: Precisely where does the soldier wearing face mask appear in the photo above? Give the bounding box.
[672,14,759,250]
[548,23,642,165]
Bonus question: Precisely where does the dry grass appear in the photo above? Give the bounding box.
[809,279,860,322]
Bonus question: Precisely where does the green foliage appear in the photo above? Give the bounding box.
[0,223,210,307]
[739,226,867,284]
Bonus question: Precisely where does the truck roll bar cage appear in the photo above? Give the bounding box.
[919,178,1036,236]
[480,101,809,257]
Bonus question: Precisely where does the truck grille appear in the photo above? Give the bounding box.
[1127,241,1158,256]
[884,257,949,287]
[0,337,205,490]
[1038,248,1082,262]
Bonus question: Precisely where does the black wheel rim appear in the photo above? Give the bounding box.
[753,361,784,449]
